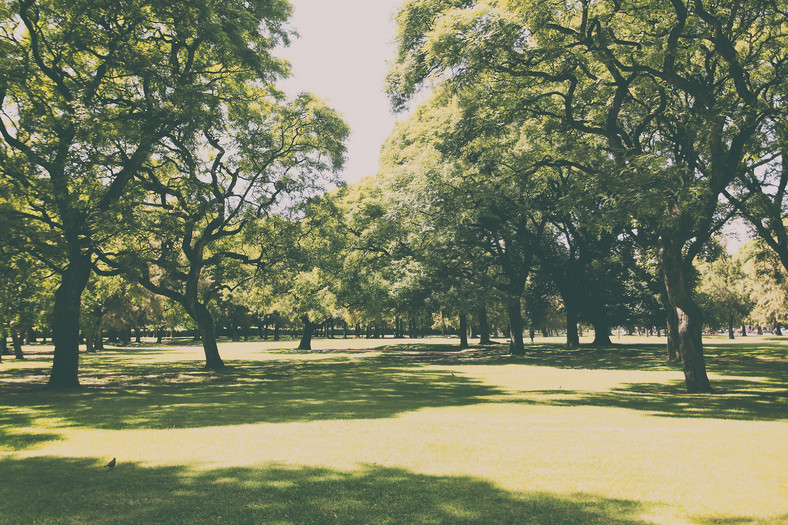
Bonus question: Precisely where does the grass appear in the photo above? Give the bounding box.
[0,335,786,524]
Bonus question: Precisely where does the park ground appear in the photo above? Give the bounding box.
[0,335,786,524]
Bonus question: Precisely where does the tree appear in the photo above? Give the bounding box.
[104,92,347,368]
[740,239,788,334]
[0,0,298,387]
[696,246,752,338]
[387,0,786,392]
[378,92,552,355]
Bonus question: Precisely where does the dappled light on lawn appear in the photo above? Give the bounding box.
[1,337,786,524]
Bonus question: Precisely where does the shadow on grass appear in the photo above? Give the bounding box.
[0,359,504,433]
[528,378,788,421]
[447,343,788,421]
[2,341,786,439]
[0,457,655,524]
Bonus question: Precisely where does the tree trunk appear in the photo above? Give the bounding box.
[192,303,224,370]
[298,317,317,350]
[84,330,95,353]
[48,259,92,388]
[591,316,612,346]
[660,242,712,393]
[564,299,580,348]
[740,324,747,337]
[458,313,468,349]
[477,307,492,345]
[506,294,525,356]
[728,313,735,339]
[665,302,680,362]
[12,329,24,359]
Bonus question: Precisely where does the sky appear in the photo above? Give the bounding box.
[277,0,407,184]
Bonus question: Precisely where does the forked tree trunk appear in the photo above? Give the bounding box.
[660,242,712,393]
[48,259,92,389]
[506,294,525,356]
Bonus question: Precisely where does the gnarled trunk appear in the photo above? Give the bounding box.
[660,242,712,393]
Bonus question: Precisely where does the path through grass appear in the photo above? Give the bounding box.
[1,336,786,524]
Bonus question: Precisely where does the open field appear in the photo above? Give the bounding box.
[1,336,786,524]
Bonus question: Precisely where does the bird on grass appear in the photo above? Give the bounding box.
[105,457,116,469]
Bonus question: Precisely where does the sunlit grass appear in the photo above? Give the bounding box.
[1,336,786,524]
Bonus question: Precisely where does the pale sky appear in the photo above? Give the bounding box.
[278,0,406,184]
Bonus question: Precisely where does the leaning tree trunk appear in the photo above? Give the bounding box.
[477,307,492,345]
[48,258,92,389]
[506,294,525,356]
[458,313,468,349]
[192,303,225,370]
[660,242,712,393]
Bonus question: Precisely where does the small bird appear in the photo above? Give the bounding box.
[105,457,116,469]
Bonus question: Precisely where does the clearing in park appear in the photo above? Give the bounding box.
[1,335,786,524]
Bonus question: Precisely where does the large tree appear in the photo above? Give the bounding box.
[379,93,550,355]
[0,0,296,387]
[105,93,347,369]
[387,0,786,392]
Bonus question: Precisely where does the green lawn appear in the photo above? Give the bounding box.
[1,336,786,524]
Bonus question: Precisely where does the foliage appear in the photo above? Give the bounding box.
[739,239,788,330]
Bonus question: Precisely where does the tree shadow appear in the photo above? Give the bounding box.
[427,343,788,421]
[526,377,788,421]
[0,456,658,524]
[0,359,504,432]
[496,344,788,421]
